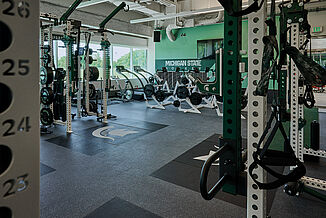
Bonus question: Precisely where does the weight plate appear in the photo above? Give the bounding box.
[89,84,96,99]
[176,86,189,99]
[155,90,166,102]
[89,101,97,113]
[42,54,51,65]
[55,68,66,80]
[40,66,54,85]
[144,84,155,97]
[89,66,100,81]
[190,92,202,106]
[125,89,133,101]
[181,77,189,85]
[40,108,54,126]
[149,77,155,84]
[173,100,181,107]
[40,87,54,105]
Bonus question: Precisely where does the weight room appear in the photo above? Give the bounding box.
[1,0,326,217]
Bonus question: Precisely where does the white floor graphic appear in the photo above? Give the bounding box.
[92,126,139,141]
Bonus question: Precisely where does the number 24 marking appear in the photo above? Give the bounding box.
[2,117,31,137]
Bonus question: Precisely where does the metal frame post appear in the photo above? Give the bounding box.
[289,23,304,161]
[101,34,110,124]
[63,21,74,133]
[247,0,268,217]
[220,0,243,195]
[0,1,40,217]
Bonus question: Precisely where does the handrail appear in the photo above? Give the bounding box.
[116,66,145,90]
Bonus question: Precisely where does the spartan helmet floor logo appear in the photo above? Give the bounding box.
[92,126,138,141]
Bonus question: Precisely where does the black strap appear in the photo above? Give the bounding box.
[303,85,315,109]
[248,106,306,190]
[285,46,326,86]
[218,0,265,17]
[255,0,279,97]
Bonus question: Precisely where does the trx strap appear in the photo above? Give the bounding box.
[255,0,279,96]
[249,105,306,190]
[303,85,315,109]
[218,0,265,17]
[285,46,326,87]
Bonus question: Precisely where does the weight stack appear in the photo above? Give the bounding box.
[0,1,40,217]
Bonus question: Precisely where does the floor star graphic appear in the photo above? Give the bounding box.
[194,146,220,166]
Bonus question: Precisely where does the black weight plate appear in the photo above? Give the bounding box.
[40,108,53,126]
[89,66,100,81]
[40,87,54,105]
[176,86,189,99]
[155,90,166,102]
[149,77,155,84]
[181,77,189,85]
[144,84,155,97]
[40,66,54,85]
[173,100,181,107]
[55,68,66,80]
[89,84,96,99]
[190,92,202,105]
[89,56,94,65]
[89,101,97,113]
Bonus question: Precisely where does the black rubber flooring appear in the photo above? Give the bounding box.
[40,101,326,218]
[84,197,161,218]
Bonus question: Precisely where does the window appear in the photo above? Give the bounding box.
[197,39,223,59]
[132,48,147,70]
[112,46,131,78]
[57,41,66,69]
[309,38,326,68]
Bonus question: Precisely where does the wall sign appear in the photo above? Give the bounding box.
[312,26,323,33]
[155,58,215,72]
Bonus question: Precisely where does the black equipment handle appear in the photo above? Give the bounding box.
[218,0,265,17]
[200,144,230,200]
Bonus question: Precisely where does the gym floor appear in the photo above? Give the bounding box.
[40,101,326,218]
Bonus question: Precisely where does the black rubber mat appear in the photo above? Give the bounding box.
[40,163,55,176]
[46,120,167,156]
[152,134,280,212]
[84,197,161,218]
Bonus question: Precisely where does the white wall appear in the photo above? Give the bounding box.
[308,11,326,37]
[147,38,156,73]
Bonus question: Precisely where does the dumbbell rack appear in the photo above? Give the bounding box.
[0,1,40,217]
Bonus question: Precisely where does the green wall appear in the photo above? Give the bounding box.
[155,21,248,60]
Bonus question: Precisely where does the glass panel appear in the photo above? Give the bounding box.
[112,46,131,78]
[197,39,223,59]
[132,48,147,70]
[57,41,66,69]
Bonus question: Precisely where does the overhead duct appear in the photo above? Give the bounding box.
[196,11,224,26]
